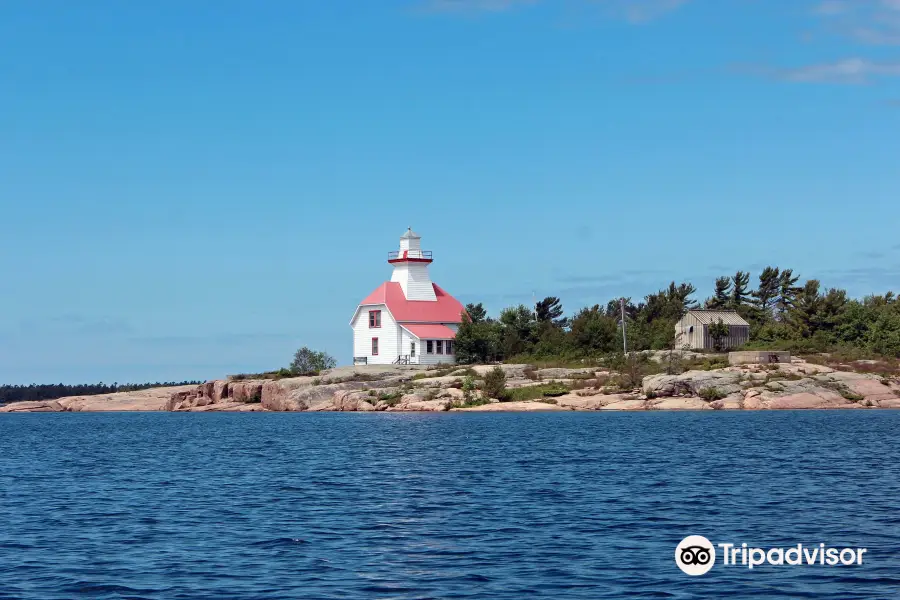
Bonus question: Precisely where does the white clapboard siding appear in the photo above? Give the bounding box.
[400,327,420,364]
[352,304,401,365]
[390,263,437,301]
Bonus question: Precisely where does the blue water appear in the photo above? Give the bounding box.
[1,412,898,599]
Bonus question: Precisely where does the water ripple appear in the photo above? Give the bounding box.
[1,411,899,598]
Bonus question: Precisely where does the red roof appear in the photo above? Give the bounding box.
[401,324,457,339]
[358,282,465,323]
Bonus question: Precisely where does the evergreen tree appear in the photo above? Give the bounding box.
[751,266,780,318]
[465,303,488,324]
[731,271,751,308]
[706,277,732,309]
[790,280,822,337]
[535,296,566,327]
[776,269,801,317]
[605,298,638,320]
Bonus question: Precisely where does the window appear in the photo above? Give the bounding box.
[436,340,443,355]
[410,342,416,357]
[445,340,453,355]
[371,337,379,355]
[368,310,381,328]
[426,340,434,354]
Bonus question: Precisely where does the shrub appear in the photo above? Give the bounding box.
[462,376,478,404]
[523,366,540,381]
[247,391,262,403]
[698,387,726,401]
[482,366,508,400]
[841,389,864,402]
[290,347,337,375]
[380,395,402,407]
[709,319,730,351]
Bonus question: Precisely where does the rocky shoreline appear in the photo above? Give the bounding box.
[2,354,899,413]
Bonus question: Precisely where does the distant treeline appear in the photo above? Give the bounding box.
[455,266,900,363]
[0,381,202,405]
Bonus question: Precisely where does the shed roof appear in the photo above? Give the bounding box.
[685,309,750,326]
[401,324,456,340]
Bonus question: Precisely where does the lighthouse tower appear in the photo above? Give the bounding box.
[350,228,465,365]
[389,228,437,301]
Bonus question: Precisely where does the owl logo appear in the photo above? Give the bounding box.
[675,536,716,575]
[680,545,712,566]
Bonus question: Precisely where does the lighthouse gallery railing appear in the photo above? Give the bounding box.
[388,250,432,260]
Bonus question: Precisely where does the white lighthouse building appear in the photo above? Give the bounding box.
[350,229,465,365]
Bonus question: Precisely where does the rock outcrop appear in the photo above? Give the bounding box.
[2,360,897,413]
[1,385,198,413]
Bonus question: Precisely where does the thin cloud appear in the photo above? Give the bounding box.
[419,0,538,13]
[416,0,691,22]
[783,58,900,83]
[813,0,900,46]
[4,314,134,338]
[610,0,692,24]
[134,332,302,345]
[738,58,900,84]
[555,268,669,284]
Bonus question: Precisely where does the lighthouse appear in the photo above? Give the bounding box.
[350,229,465,365]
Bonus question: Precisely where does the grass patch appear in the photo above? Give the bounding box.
[230,368,301,381]
[568,371,598,380]
[506,355,602,369]
[820,380,865,402]
[454,398,491,409]
[502,383,572,402]
[683,357,730,371]
[698,387,726,401]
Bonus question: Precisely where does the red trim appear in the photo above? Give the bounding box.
[388,258,433,264]
[368,310,381,328]
[371,337,379,355]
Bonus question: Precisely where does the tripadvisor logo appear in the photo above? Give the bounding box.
[675,535,716,576]
[675,536,867,576]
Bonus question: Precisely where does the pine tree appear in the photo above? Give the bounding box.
[535,296,566,327]
[465,303,488,324]
[776,269,801,318]
[751,266,780,319]
[790,279,822,337]
[706,277,732,309]
[731,271,751,308]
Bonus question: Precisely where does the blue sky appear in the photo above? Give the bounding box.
[1,0,898,384]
